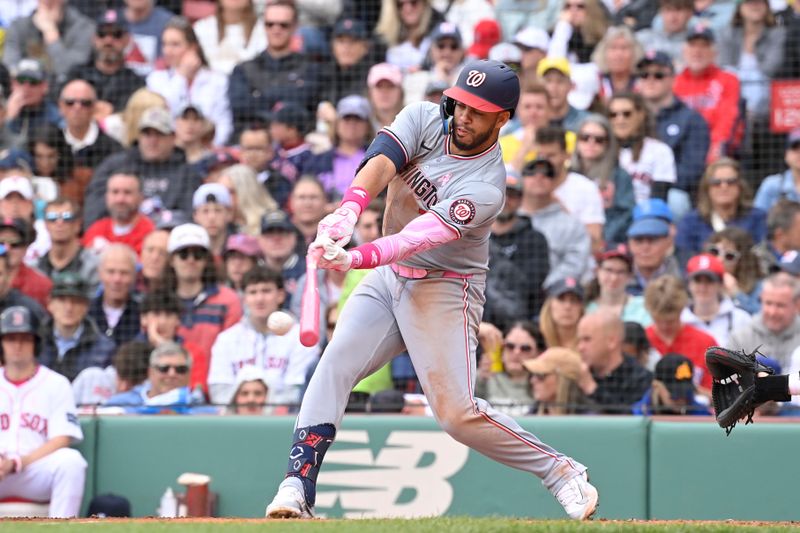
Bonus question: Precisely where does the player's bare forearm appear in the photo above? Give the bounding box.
[21,435,71,468]
[350,154,397,200]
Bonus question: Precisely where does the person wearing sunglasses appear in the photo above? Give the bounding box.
[636,50,710,220]
[4,59,61,143]
[228,1,322,136]
[66,9,145,115]
[608,92,677,207]
[3,0,94,80]
[0,215,52,309]
[523,346,589,415]
[58,79,122,170]
[570,114,634,245]
[403,22,465,105]
[474,320,544,416]
[38,197,100,295]
[754,129,800,214]
[519,158,591,286]
[105,341,204,413]
[38,272,116,382]
[163,223,242,367]
[704,226,763,315]
[676,157,767,263]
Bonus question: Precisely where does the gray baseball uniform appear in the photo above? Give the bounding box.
[299,102,586,494]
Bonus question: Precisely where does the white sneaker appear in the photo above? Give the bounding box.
[265,477,314,519]
[554,472,599,520]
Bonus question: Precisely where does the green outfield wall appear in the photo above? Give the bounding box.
[70,416,798,520]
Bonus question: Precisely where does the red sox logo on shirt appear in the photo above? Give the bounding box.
[0,412,48,436]
[465,70,487,87]
[449,199,476,225]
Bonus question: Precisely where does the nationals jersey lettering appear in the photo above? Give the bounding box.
[0,366,83,455]
[381,102,506,273]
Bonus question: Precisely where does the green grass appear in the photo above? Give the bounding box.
[0,518,796,533]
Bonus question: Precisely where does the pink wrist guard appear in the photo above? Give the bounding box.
[349,243,381,269]
[341,186,370,216]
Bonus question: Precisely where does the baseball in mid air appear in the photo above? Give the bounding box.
[268,311,295,336]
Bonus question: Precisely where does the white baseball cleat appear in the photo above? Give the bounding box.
[554,472,599,520]
[265,477,314,519]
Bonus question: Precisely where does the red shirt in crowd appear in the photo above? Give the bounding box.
[82,215,156,256]
[673,64,741,162]
[12,264,53,308]
[646,324,716,389]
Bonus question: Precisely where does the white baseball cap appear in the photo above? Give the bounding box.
[167,223,210,253]
[0,176,33,200]
[514,27,550,51]
[235,365,270,390]
[489,42,522,63]
[192,183,232,209]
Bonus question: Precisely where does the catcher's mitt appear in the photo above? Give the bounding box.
[705,346,774,435]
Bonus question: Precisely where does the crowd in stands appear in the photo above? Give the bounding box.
[0,0,795,420]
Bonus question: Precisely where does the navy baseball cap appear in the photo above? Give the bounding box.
[270,102,313,135]
[96,9,128,31]
[332,17,368,40]
[0,148,33,172]
[655,353,695,401]
[687,23,715,43]
[430,22,462,46]
[261,211,297,234]
[786,128,800,150]
[637,50,673,71]
[443,59,520,114]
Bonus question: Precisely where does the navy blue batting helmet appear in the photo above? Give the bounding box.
[443,59,520,116]
[0,306,38,336]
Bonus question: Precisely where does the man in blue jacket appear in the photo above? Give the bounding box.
[638,50,710,217]
[39,272,116,381]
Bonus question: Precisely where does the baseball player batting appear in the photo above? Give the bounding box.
[266,59,598,520]
[0,306,87,517]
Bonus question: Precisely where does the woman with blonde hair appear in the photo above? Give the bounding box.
[375,0,444,69]
[214,164,279,236]
[675,157,766,260]
[548,0,610,64]
[194,0,267,75]
[102,88,168,147]
[539,279,585,350]
[523,347,589,415]
[590,25,643,102]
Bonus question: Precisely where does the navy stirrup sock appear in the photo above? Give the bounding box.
[284,423,336,507]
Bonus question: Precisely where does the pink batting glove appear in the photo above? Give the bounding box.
[317,206,358,246]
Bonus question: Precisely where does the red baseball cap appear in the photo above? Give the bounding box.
[686,253,725,282]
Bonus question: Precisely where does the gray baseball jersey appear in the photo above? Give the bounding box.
[294,100,587,505]
[381,101,505,273]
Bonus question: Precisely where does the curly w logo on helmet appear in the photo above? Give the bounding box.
[465,70,487,87]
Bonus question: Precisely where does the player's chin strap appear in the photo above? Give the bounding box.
[284,423,336,508]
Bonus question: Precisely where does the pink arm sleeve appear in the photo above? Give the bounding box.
[347,212,459,269]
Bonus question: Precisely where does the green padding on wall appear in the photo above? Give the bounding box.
[649,421,800,520]
[94,416,295,517]
[91,415,648,519]
[74,417,97,517]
